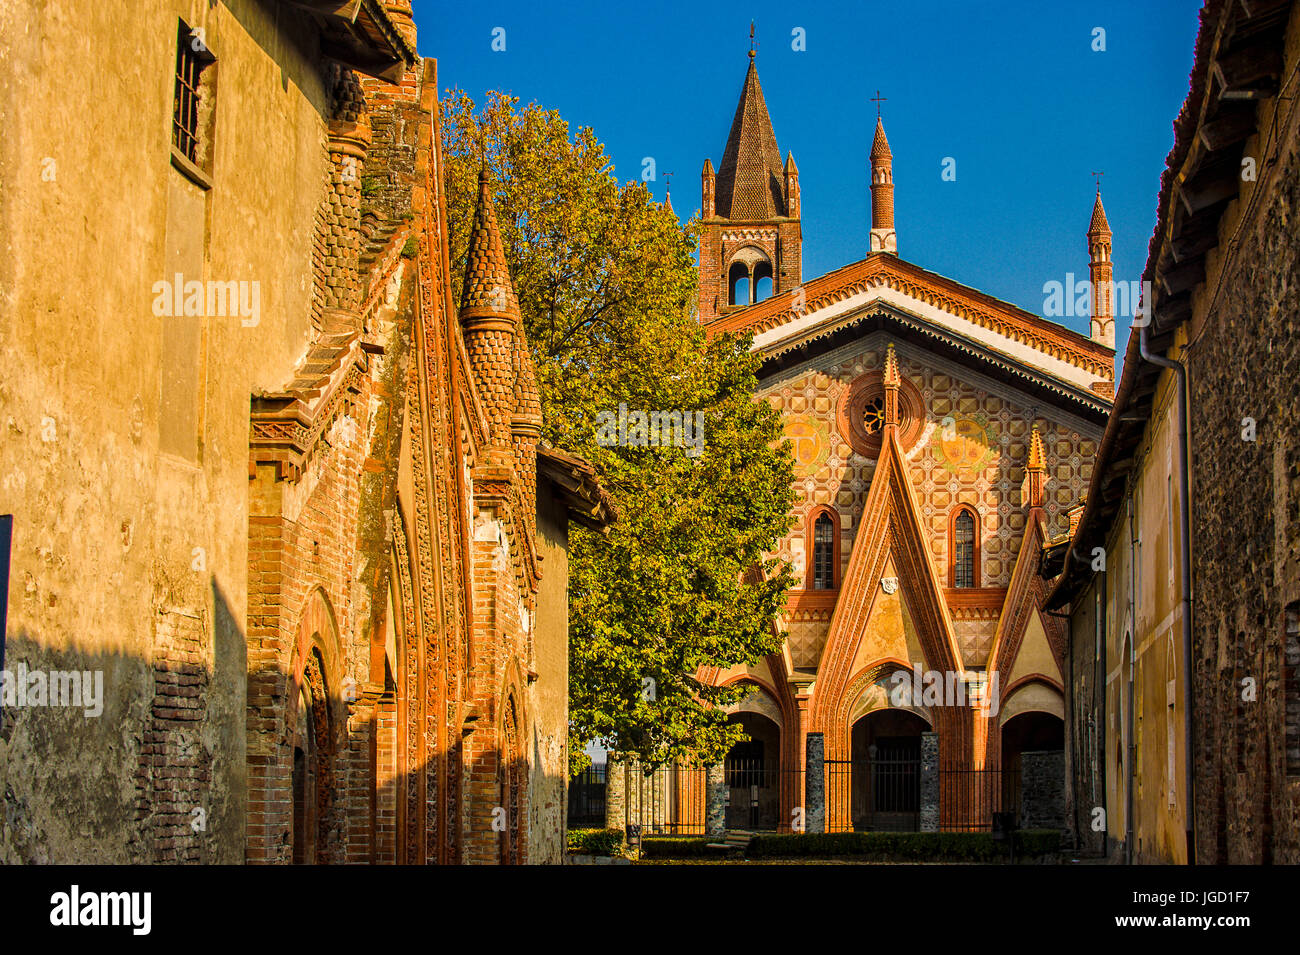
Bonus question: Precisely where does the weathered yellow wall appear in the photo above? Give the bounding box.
[0,0,330,861]
[1101,339,1189,863]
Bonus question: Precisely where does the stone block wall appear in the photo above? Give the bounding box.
[1020,750,1065,831]
[1187,71,1300,863]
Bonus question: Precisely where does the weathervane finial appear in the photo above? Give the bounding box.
[749,20,757,59]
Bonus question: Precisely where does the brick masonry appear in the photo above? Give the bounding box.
[1187,63,1300,864]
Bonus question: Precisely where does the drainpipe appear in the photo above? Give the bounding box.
[1126,497,1137,865]
[1139,320,1195,866]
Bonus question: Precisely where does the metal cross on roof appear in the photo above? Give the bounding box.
[1091,170,1105,193]
[871,90,887,118]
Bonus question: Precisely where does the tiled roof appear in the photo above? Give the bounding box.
[714,57,786,220]
[460,170,519,317]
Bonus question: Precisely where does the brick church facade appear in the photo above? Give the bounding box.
[693,51,1115,832]
[0,1,609,864]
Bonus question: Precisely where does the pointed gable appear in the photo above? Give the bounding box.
[714,56,786,221]
[812,429,964,728]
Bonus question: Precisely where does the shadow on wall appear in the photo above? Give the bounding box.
[0,578,246,864]
[1,575,565,863]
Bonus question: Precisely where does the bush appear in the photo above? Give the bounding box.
[746,830,1061,861]
[566,828,625,856]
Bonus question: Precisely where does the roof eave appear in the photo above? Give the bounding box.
[284,0,418,82]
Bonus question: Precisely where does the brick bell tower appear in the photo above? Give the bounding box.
[698,42,801,323]
[1087,187,1116,349]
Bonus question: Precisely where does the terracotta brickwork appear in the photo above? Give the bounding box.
[692,52,1110,832]
[0,0,605,865]
[697,55,801,323]
[762,341,1101,670]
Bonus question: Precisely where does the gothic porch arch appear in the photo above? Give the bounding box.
[283,586,346,864]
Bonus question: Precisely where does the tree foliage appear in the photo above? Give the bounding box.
[441,90,795,770]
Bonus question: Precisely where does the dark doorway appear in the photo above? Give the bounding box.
[1000,709,1064,823]
[723,712,780,830]
[851,709,929,831]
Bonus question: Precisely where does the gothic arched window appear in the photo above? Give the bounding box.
[753,260,774,302]
[812,512,835,590]
[728,261,750,306]
[952,508,977,588]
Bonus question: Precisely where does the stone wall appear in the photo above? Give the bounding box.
[1020,750,1065,831]
[1186,17,1300,863]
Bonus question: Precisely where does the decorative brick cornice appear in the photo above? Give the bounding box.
[249,347,368,482]
[720,227,779,243]
[944,587,1008,611]
[707,255,1114,380]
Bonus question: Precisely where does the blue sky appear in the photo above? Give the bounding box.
[413,0,1204,352]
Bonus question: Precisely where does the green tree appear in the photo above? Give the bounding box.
[441,90,795,770]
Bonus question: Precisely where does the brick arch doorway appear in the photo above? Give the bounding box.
[724,711,781,831]
[851,709,931,831]
[498,691,527,865]
[1000,710,1064,827]
[291,647,332,864]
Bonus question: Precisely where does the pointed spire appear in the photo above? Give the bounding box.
[701,158,715,218]
[460,169,519,321]
[1088,190,1111,235]
[1026,425,1046,509]
[882,344,901,428]
[882,342,901,386]
[714,54,786,220]
[1027,425,1046,471]
[460,168,522,464]
[1087,186,1115,350]
[869,116,896,254]
[783,151,800,219]
[870,116,892,161]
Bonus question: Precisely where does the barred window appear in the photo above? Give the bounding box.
[953,510,976,588]
[812,513,834,590]
[172,21,214,165]
[725,738,765,788]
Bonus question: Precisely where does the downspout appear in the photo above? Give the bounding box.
[1126,498,1137,865]
[1139,320,1195,866]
